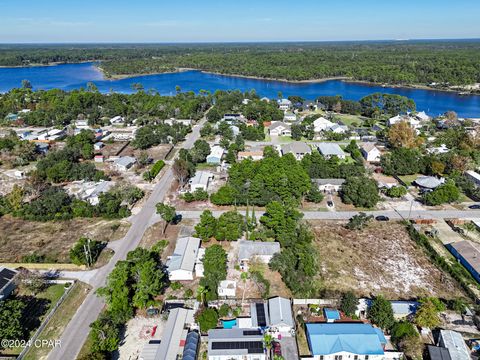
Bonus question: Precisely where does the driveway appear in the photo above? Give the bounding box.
[279,336,300,360]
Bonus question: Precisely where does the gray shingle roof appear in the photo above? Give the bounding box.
[281,141,312,156]
[317,143,346,157]
[238,240,280,261]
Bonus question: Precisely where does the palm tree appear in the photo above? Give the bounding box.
[197,285,208,305]
[263,334,274,359]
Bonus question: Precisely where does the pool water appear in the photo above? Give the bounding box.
[221,319,237,329]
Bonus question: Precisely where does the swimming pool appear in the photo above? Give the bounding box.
[221,319,237,329]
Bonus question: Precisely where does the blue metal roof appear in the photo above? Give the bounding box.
[306,323,386,356]
[324,309,341,321]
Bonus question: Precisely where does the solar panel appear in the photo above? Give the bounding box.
[255,303,267,327]
[0,269,16,278]
[243,330,262,336]
[211,341,263,351]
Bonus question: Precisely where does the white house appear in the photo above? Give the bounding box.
[208,328,266,360]
[65,180,115,206]
[238,240,280,270]
[114,156,136,171]
[189,171,214,192]
[277,98,292,111]
[312,117,334,133]
[317,143,346,159]
[361,143,381,162]
[73,119,90,129]
[268,121,291,137]
[217,280,237,298]
[237,151,264,161]
[166,237,201,281]
[427,144,449,154]
[268,297,295,336]
[388,114,421,129]
[306,323,390,360]
[206,146,225,165]
[465,170,480,187]
[110,115,126,126]
[313,179,346,193]
[415,111,431,122]
[94,142,104,151]
[283,112,297,122]
[328,124,349,134]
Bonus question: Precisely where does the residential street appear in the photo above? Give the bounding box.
[47,119,206,360]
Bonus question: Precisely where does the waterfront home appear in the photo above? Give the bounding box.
[361,143,381,162]
[166,237,201,281]
[206,146,225,164]
[280,141,312,160]
[277,98,292,111]
[305,323,389,360]
[317,143,346,159]
[208,328,265,360]
[268,121,292,137]
[388,114,421,129]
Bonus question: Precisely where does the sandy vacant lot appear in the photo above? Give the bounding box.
[310,220,464,299]
[0,216,130,262]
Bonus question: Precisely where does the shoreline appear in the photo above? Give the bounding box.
[1,61,478,95]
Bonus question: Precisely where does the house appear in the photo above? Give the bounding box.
[388,115,421,129]
[306,323,388,360]
[329,124,349,134]
[223,114,242,122]
[35,143,49,154]
[164,118,193,127]
[465,170,480,187]
[230,125,240,137]
[94,155,105,163]
[242,99,251,105]
[277,98,292,111]
[65,180,115,206]
[189,171,214,192]
[110,116,126,126]
[312,178,345,193]
[73,119,90,129]
[438,330,470,360]
[268,121,291,137]
[94,142,104,150]
[207,328,266,360]
[260,97,270,102]
[390,301,419,319]
[415,111,431,122]
[313,117,335,133]
[427,144,449,155]
[217,280,236,298]
[268,296,295,336]
[237,151,264,161]
[238,240,281,269]
[414,176,445,190]
[361,143,381,162]
[283,112,297,122]
[317,143,346,159]
[38,128,66,141]
[280,141,312,160]
[166,237,201,281]
[140,308,196,360]
[0,267,18,300]
[114,156,136,171]
[206,146,225,165]
[427,345,452,360]
[447,241,480,283]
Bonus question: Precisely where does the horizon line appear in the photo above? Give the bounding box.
[1,37,480,45]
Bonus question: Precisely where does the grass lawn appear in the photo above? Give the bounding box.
[23,282,91,360]
[196,163,217,170]
[398,174,419,186]
[0,284,67,357]
[296,324,311,356]
[332,114,367,126]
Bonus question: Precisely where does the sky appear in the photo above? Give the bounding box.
[0,0,479,43]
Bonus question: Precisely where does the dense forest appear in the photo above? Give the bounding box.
[1,41,480,85]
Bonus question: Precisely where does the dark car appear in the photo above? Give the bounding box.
[375,215,390,221]
[469,204,480,209]
[273,342,282,356]
[327,200,334,207]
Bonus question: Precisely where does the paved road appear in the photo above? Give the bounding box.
[178,209,480,220]
[48,119,205,360]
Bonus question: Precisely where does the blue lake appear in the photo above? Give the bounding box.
[1,62,480,117]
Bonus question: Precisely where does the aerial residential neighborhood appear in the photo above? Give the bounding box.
[1,2,480,360]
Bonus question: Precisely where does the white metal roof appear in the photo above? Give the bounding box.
[167,237,200,273]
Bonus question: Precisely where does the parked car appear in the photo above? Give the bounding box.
[469,204,480,209]
[327,200,334,207]
[273,342,282,356]
[375,215,390,221]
